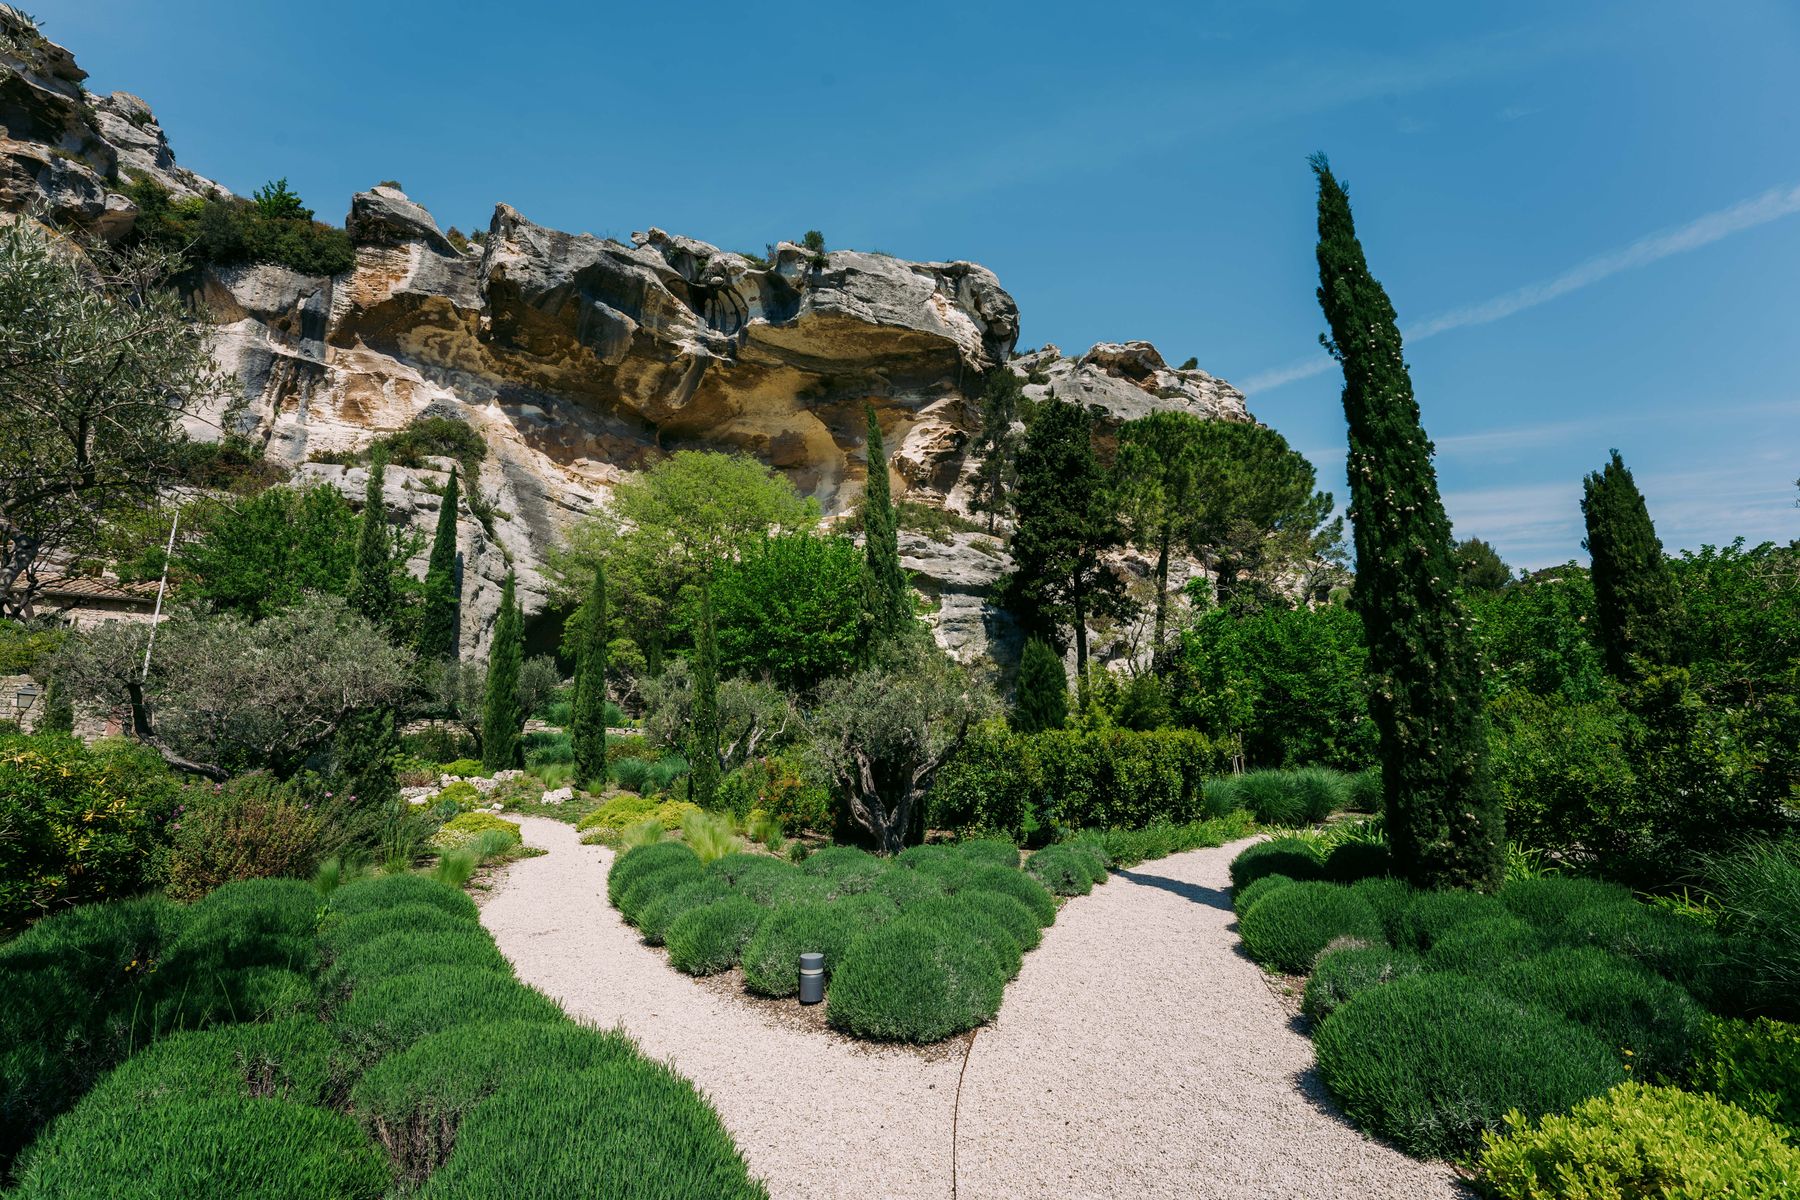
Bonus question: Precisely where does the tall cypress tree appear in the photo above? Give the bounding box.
[1011,637,1069,733]
[418,466,461,660]
[333,704,398,810]
[862,404,912,645]
[1312,154,1500,891]
[688,573,720,806]
[1581,450,1680,681]
[347,448,394,625]
[571,565,608,784]
[970,367,1025,532]
[481,572,524,772]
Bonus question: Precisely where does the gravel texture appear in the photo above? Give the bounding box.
[482,817,1466,1200]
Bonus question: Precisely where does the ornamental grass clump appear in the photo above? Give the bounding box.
[1492,946,1704,1081]
[665,897,766,976]
[739,902,867,997]
[1475,1082,1800,1200]
[1393,889,1507,953]
[1423,915,1544,976]
[327,874,479,923]
[1228,837,1323,892]
[1313,972,1625,1159]
[1301,942,1422,1023]
[351,1020,634,1184]
[1238,882,1383,974]
[336,966,563,1063]
[827,912,1006,1042]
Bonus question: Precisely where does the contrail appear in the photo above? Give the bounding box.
[1242,180,1800,393]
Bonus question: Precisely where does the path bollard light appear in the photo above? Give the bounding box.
[798,952,825,1005]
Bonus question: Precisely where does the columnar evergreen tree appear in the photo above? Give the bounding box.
[418,466,461,660]
[1005,393,1126,682]
[333,704,398,810]
[970,367,1026,532]
[1311,154,1501,891]
[36,674,73,735]
[1581,450,1681,681]
[346,449,394,625]
[480,572,524,772]
[688,574,721,806]
[862,404,912,645]
[571,565,608,784]
[1011,637,1069,733]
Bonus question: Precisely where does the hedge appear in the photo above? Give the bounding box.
[1313,972,1626,1158]
[929,724,1231,838]
[1238,883,1383,974]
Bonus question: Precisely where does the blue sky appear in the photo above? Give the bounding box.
[47,0,1799,567]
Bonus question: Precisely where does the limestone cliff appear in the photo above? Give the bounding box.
[0,8,1252,662]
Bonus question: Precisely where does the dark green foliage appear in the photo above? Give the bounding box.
[320,903,470,960]
[638,878,732,946]
[1323,841,1391,883]
[1025,842,1109,896]
[620,865,703,926]
[955,890,1042,953]
[571,565,608,781]
[862,405,912,645]
[957,839,1021,870]
[351,1019,634,1184]
[665,897,766,975]
[965,865,1057,925]
[35,674,72,734]
[172,485,356,620]
[1232,872,1298,917]
[713,533,864,688]
[827,912,1006,1042]
[1238,882,1383,973]
[332,703,399,812]
[1394,889,1507,952]
[869,865,946,909]
[418,467,461,660]
[1453,537,1513,591]
[412,1058,768,1200]
[740,902,868,996]
[1345,768,1382,813]
[1302,943,1422,1022]
[688,575,721,806]
[336,966,562,1062]
[1708,837,1800,1019]
[1556,902,1730,1008]
[163,774,332,902]
[609,843,703,906]
[481,573,524,772]
[1005,392,1126,677]
[1347,875,1415,943]
[905,896,1022,979]
[77,1018,350,1114]
[125,176,357,277]
[1692,1016,1800,1134]
[1228,838,1324,892]
[1494,946,1703,1080]
[1582,450,1681,681]
[1423,915,1543,975]
[1497,874,1632,931]
[347,450,395,624]
[324,928,509,993]
[1231,767,1349,824]
[326,873,479,923]
[252,177,312,220]
[1313,972,1626,1158]
[1011,637,1069,733]
[1311,156,1501,890]
[11,1096,391,1200]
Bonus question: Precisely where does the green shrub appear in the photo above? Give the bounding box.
[607,842,701,906]
[703,852,776,887]
[1314,972,1626,1158]
[766,872,832,909]
[620,864,703,926]
[1091,811,1259,867]
[638,877,731,946]
[801,845,881,877]
[327,874,478,923]
[955,890,1042,953]
[166,774,335,902]
[1301,943,1422,1022]
[964,865,1057,925]
[1228,837,1324,892]
[1709,836,1800,1020]
[1347,875,1415,942]
[1232,872,1297,916]
[1556,902,1728,1007]
[412,1059,767,1200]
[722,858,802,905]
[1345,768,1382,813]
[905,850,979,895]
[1394,889,1507,952]
[335,966,563,1062]
[439,758,486,778]
[1239,882,1383,973]
[12,1095,391,1200]
[1424,915,1544,976]
[903,896,1023,980]
[834,892,901,927]
[827,913,1006,1042]
[1474,1082,1800,1200]
[351,1020,633,1184]
[1322,840,1391,883]
[156,877,322,1026]
[665,897,766,975]
[320,903,470,960]
[1025,843,1108,896]
[325,928,509,993]
[1691,1015,1800,1133]
[1492,947,1703,1081]
[610,758,656,793]
[740,902,865,997]
[1229,767,1349,824]
[0,733,180,931]
[870,865,946,909]
[76,1018,351,1114]
[957,839,1020,869]
[432,781,484,811]
[428,811,521,852]
[1497,874,1632,931]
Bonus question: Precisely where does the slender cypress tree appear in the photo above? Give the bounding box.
[970,367,1025,532]
[1011,637,1069,733]
[36,674,73,734]
[1581,450,1681,681]
[418,466,461,660]
[571,565,608,784]
[862,404,912,645]
[481,572,524,772]
[333,704,398,810]
[688,573,720,806]
[347,448,394,624]
[1312,154,1500,891]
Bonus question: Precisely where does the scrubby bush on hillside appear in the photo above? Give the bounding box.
[1301,942,1422,1022]
[827,913,1006,1042]
[1238,883,1383,974]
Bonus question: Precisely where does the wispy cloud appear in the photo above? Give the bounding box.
[1241,180,1800,393]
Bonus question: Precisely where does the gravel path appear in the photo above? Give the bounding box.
[482,817,1465,1200]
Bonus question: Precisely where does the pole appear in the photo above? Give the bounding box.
[140,510,179,683]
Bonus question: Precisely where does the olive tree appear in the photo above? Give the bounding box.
[641,658,802,774]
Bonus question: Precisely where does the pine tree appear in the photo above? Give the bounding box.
[347,448,395,625]
[862,404,912,644]
[571,565,608,784]
[688,573,720,806]
[1311,154,1500,891]
[1005,393,1126,682]
[1011,637,1069,733]
[1582,450,1681,681]
[481,572,524,772]
[333,704,398,810]
[970,367,1025,532]
[418,466,461,659]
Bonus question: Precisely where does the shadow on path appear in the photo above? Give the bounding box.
[1113,867,1234,913]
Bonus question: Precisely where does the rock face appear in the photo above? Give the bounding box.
[0,9,1256,664]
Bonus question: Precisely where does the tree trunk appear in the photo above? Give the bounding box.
[1072,590,1089,696]
[125,680,229,781]
[1153,524,1171,650]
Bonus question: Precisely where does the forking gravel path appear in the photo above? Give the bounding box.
[481,816,1466,1200]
